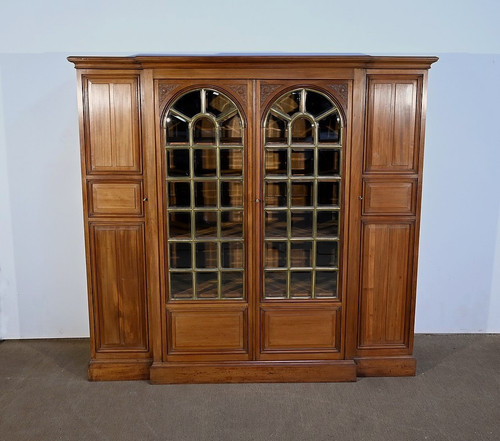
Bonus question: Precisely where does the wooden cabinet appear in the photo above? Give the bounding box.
[69,55,437,383]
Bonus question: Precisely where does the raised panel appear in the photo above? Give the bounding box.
[362,179,416,215]
[365,77,419,172]
[261,306,340,352]
[91,224,148,351]
[167,307,247,353]
[89,181,143,216]
[358,222,413,348]
[86,78,141,173]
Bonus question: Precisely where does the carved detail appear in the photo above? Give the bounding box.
[260,84,282,105]
[328,83,349,108]
[226,84,248,106]
[159,83,179,103]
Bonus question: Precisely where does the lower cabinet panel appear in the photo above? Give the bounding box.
[91,224,148,352]
[358,222,413,350]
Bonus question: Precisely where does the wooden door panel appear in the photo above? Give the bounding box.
[358,222,413,349]
[365,77,419,172]
[86,77,141,173]
[362,179,416,215]
[89,181,143,216]
[91,224,148,351]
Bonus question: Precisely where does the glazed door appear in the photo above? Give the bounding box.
[256,83,347,360]
[161,84,252,361]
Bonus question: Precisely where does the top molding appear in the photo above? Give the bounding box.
[67,55,439,70]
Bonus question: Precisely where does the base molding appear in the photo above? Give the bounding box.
[354,356,416,377]
[88,359,152,381]
[150,360,357,384]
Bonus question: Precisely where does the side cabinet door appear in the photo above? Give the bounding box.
[355,74,424,357]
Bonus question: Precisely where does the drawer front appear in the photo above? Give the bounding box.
[362,179,416,215]
[89,181,143,216]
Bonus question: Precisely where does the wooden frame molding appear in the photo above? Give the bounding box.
[69,55,437,383]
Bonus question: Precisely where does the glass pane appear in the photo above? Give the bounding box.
[221,242,244,268]
[166,149,190,177]
[264,272,287,298]
[196,242,218,269]
[275,91,301,116]
[221,181,243,207]
[196,272,218,299]
[195,211,217,238]
[265,211,287,237]
[207,90,232,116]
[173,90,201,118]
[166,114,189,144]
[169,243,192,269]
[220,115,242,144]
[290,242,312,267]
[291,149,314,176]
[318,149,341,176]
[265,182,287,207]
[265,149,287,175]
[221,211,243,238]
[265,241,287,268]
[318,111,341,143]
[291,118,313,144]
[318,181,340,207]
[221,272,243,299]
[168,182,190,208]
[315,271,338,298]
[193,118,216,144]
[170,273,193,299]
[317,211,339,237]
[316,241,338,267]
[194,149,216,177]
[266,114,287,144]
[291,182,313,207]
[291,211,313,237]
[195,181,217,207]
[220,149,243,176]
[168,212,191,238]
[290,272,312,298]
[306,91,333,117]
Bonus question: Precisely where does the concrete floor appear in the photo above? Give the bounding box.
[0,335,498,441]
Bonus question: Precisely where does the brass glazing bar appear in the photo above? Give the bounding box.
[270,108,292,122]
[201,89,206,113]
[315,107,336,122]
[170,108,192,123]
[286,119,292,299]
[166,176,242,181]
[264,176,341,181]
[216,122,222,300]
[311,122,319,298]
[216,108,238,123]
[300,89,306,113]
[189,132,196,300]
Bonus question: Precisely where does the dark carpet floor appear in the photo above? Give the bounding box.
[0,335,499,441]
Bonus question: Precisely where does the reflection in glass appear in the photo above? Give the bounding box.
[265,182,287,207]
[317,211,339,237]
[169,243,191,268]
[196,272,218,299]
[195,181,217,207]
[318,181,340,206]
[291,118,313,144]
[220,149,243,176]
[291,149,314,175]
[316,241,338,267]
[266,115,287,143]
[290,272,312,298]
[170,273,193,299]
[318,111,341,143]
[306,91,333,117]
[291,182,313,207]
[221,272,243,299]
[220,115,242,144]
[196,242,218,269]
[265,211,287,237]
[206,90,231,116]
[222,242,244,268]
[168,182,190,207]
[167,149,190,177]
[275,91,301,116]
[195,212,218,238]
[291,242,312,267]
[193,118,216,144]
[221,211,243,238]
[168,212,191,238]
[265,241,287,268]
[172,90,201,118]
[316,271,337,298]
[221,181,243,207]
[291,211,313,237]
[265,149,287,175]
[166,114,189,144]
[265,272,287,298]
[318,149,341,176]
[194,149,216,176]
